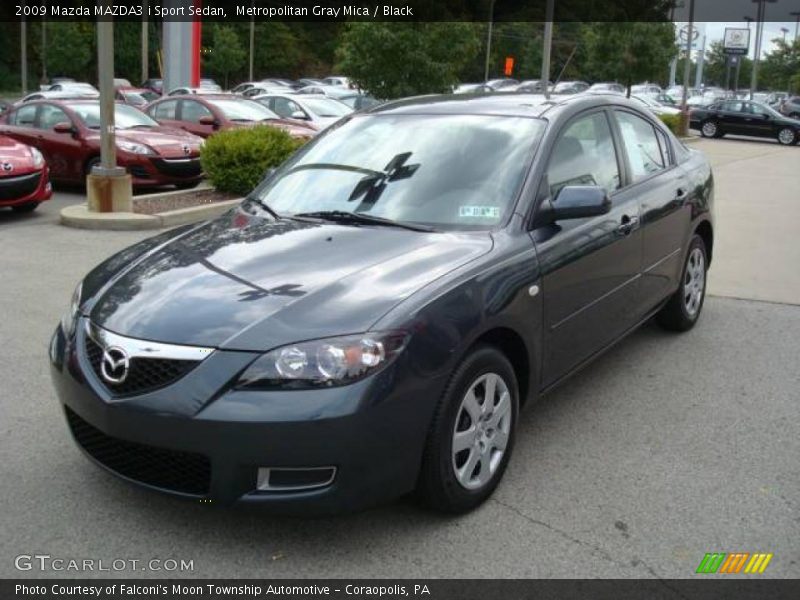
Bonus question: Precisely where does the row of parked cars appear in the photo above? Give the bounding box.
[0,75,379,213]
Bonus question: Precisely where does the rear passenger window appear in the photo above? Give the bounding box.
[10,104,37,127]
[151,100,178,120]
[547,112,621,198]
[615,111,665,182]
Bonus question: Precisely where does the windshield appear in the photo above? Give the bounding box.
[752,102,785,119]
[252,114,544,230]
[302,98,352,117]
[207,99,279,121]
[68,103,160,129]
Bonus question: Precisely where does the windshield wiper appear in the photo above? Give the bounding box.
[293,210,434,232]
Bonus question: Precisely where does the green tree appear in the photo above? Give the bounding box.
[205,25,247,89]
[582,22,677,96]
[41,22,94,82]
[336,22,482,98]
[758,37,800,92]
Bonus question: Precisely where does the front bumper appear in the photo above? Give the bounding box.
[0,167,53,207]
[120,154,203,188]
[49,320,442,515]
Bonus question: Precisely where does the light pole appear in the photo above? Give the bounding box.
[679,0,696,136]
[791,11,800,41]
[141,0,149,84]
[20,8,27,94]
[750,0,778,100]
[780,27,789,43]
[88,1,132,213]
[483,0,497,82]
[541,0,554,100]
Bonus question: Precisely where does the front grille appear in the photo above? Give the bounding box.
[0,171,41,200]
[66,407,210,495]
[85,335,199,396]
[152,158,202,178]
[127,165,150,179]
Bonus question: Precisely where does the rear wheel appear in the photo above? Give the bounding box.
[656,235,707,332]
[700,120,723,138]
[11,202,39,213]
[777,127,797,146]
[417,346,518,513]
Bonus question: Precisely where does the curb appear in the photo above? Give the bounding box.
[60,198,242,231]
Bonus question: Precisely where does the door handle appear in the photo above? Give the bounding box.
[616,215,639,235]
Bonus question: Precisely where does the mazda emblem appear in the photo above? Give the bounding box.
[100,346,130,384]
[1,161,12,172]
[182,144,190,156]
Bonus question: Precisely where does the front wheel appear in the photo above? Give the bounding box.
[417,346,518,513]
[701,120,723,138]
[11,202,39,213]
[777,127,798,146]
[656,235,708,332]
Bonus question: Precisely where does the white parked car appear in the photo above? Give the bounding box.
[253,93,353,129]
[294,84,354,99]
[20,89,99,103]
[321,76,352,88]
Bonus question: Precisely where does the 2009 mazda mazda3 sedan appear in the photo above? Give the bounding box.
[50,93,714,514]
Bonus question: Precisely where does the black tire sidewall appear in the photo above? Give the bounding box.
[423,346,519,512]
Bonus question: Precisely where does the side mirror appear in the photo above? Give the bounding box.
[290,110,307,120]
[536,185,611,226]
[53,122,75,134]
[198,115,217,127]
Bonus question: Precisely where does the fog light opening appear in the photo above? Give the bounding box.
[256,466,336,492]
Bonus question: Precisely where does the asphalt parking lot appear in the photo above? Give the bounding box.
[1,137,798,579]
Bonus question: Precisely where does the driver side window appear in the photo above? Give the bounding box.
[547,112,620,198]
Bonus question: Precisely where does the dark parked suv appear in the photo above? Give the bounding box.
[51,93,714,514]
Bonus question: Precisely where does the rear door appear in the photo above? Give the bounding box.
[532,109,643,386]
[34,103,84,180]
[717,101,748,134]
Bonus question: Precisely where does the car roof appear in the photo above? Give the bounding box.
[367,92,628,119]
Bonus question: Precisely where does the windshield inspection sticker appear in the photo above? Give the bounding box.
[460,206,500,219]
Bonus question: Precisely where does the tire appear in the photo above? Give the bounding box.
[417,345,519,513]
[776,127,797,146]
[85,156,101,176]
[700,120,722,138]
[656,235,708,332]
[11,202,39,213]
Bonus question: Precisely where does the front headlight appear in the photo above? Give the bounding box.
[116,140,156,155]
[60,282,82,338]
[236,331,408,390]
[30,147,45,168]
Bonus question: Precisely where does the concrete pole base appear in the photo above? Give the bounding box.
[86,172,134,213]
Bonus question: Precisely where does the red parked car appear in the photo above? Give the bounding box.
[0,135,52,212]
[145,95,318,139]
[0,100,205,189]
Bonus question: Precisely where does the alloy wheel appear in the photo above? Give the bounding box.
[701,121,718,137]
[451,372,512,490]
[683,247,705,317]
[777,128,795,145]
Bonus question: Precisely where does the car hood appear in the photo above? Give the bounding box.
[89,208,492,351]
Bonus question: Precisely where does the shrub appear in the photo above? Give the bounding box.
[200,126,306,196]
[659,113,681,136]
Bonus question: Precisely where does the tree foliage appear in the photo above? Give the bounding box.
[336,22,482,98]
[582,22,677,96]
[205,25,247,89]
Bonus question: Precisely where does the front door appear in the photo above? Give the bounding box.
[532,110,642,386]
